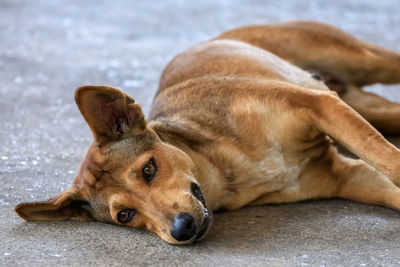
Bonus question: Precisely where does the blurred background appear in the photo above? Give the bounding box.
[1,0,400,266]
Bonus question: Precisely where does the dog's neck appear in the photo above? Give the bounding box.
[149,120,228,211]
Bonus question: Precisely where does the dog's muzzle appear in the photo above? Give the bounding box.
[170,182,211,242]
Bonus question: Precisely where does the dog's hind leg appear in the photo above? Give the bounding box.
[218,21,400,87]
[218,21,400,134]
[340,86,400,135]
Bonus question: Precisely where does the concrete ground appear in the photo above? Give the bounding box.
[1,0,400,266]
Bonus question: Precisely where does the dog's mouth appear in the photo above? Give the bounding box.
[196,205,210,240]
[191,182,211,240]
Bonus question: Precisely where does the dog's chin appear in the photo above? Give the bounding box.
[190,182,212,242]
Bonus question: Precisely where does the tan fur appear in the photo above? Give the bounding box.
[15,21,400,245]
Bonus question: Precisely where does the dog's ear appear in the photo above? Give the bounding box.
[75,85,147,145]
[14,188,93,222]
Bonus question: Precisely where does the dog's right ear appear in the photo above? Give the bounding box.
[14,187,93,222]
[75,85,147,145]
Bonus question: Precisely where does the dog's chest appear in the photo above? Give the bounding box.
[210,98,317,210]
[250,140,302,187]
[216,137,307,210]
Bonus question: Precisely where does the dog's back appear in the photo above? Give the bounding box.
[156,39,327,92]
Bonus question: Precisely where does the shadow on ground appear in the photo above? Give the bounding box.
[5,200,400,265]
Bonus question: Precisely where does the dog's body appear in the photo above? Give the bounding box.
[15,21,400,244]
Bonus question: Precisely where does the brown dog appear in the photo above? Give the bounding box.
[15,21,400,245]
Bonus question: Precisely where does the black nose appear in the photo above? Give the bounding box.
[170,212,196,241]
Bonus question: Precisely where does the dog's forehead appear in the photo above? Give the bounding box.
[73,134,157,189]
[105,133,156,157]
[103,135,155,166]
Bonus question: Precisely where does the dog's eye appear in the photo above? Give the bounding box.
[117,209,136,224]
[142,157,157,183]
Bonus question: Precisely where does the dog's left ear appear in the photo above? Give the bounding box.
[75,85,147,145]
[14,187,93,222]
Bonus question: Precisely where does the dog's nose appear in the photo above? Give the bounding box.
[170,212,196,241]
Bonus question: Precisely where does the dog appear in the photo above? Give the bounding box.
[15,21,400,245]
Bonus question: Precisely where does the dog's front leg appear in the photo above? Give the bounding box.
[251,86,400,210]
[303,91,400,183]
[251,146,400,211]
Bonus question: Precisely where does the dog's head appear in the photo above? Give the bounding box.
[14,85,211,245]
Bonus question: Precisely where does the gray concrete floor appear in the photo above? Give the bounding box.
[1,0,400,266]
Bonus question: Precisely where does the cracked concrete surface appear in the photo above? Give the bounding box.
[1,0,400,266]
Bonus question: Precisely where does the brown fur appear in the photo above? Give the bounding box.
[15,21,400,244]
